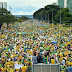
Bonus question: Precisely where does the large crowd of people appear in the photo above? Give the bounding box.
[0,20,72,72]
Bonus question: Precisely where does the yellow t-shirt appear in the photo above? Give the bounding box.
[17,46,19,50]
[68,62,72,66]
[10,61,14,66]
[51,59,55,64]
[8,68,14,72]
[19,56,22,59]
[22,66,27,72]
[1,67,6,72]
[61,57,64,62]
[1,35,5,39]
[1,58,5,62]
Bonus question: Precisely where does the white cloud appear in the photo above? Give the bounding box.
[12,10,36,15]
[0,0,57,8]
[23,8,26,10]
[0,0,57,15]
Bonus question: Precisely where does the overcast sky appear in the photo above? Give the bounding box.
[0,0,57,15]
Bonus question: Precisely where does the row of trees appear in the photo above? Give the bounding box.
[33,5,72,25]
[0,8,16,29]
[18,16,30,23]
[0,8,30,30]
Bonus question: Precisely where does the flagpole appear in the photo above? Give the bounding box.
[9,6,12,14]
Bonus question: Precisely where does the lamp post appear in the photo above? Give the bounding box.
[9,6,12,14]
[45,13,47,22]
[47,7,53,24]
[48,12,49,25]
[52,9,53,24]
[41,15,42,22]
[60,7,61,25]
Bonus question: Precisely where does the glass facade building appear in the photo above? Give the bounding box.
[58,0,72,13]
[67,0,72,13]
[58,0,64,8]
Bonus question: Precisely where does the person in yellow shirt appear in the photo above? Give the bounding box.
[68,60,72,66]
[10,59,14,67]
[1,66,6,72]
[21,64,27,72]
[51,57,55,64]
[8,66,14,72]
[1,57,5,66]
[19,55,22,60]
[5,61,10,71]
[17,44,20,51]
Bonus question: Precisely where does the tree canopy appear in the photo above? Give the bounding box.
[33,5,72,25]
[0,8,16,29]
[18,16,30,22]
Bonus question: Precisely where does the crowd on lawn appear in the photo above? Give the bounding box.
[0,20,72,72]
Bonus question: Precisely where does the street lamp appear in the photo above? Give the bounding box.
[60,7,61,25]
[52,9,53,24]
[47,7,53,24]
[41,14,42,22]
[48,12,49,25]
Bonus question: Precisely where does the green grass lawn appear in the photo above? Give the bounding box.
[63,26,72,29]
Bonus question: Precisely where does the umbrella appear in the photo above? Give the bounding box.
[46,48,50,50]
[54,32,57,34]
[51,41,57,44]
[51,52,57,54]
[3,48,6,50]
[44,25,48,27]
[39,30,44,33]
[22,32,27,34]
[15,26,18,28]
[22,31,25,34]
[27,32,32,35]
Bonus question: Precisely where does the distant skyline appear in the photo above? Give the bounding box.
[0,0,57,15]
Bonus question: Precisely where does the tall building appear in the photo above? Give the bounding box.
[58,0,64,8]
[67,0,72,13]
[0,2,7,9]
[3,2,7,9]
[0,2,3,8]
[52,2,57,5]
[57,0,72,13]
